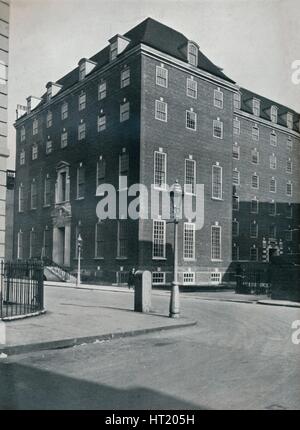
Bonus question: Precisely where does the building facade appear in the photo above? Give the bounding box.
[13,18,300,285]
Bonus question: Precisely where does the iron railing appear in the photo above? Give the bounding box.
[0,261,44,320]
[235,267,271,295]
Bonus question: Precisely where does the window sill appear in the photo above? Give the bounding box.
[94,257,104,260]
[43,204,51,208]
[211,197,224,202]
[152,257,167,261]
[116,257,128,260]
[76,197,85,201]
[211,259,223,262]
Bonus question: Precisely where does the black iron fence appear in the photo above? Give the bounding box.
[235,266,271,295]
[0,261,44,320]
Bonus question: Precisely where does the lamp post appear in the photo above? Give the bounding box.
[77,233,83,286]
[169,180,182,318]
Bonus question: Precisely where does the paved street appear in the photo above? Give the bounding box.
[1,287,299,410]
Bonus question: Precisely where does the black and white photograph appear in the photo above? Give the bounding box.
[0,0,299,413]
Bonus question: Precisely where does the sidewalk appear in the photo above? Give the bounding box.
[0,285,196,356]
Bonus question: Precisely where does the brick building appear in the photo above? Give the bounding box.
[13,18,300,285]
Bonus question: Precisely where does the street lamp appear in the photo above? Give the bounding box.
[169,180,182,318]
[77,233,83,286]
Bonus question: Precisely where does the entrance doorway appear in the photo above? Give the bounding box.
[56,227,65,266]
[268,247,279,262]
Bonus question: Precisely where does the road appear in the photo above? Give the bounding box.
[0,290,299,410]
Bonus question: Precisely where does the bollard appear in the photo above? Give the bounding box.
[134,270,152,313]
[169,283,180,318]
[0,321,6,345]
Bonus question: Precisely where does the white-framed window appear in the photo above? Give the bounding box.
[214,88,223,109]
[286,204,293,219]
[184,159,196,194]
[269,154,276,170]
[32,144,38,160]
[120,102,130,122]
[269,224,276,239]
[252,99,260,116]
[20,149,25,165]
[210,272,221,284]
[212,164,222,200]
[30,230,38,260]
[152,272,166,285]
[183,223,195,260]
[18,184,25,212]
[46,111,52,128]
[232,244,239,261]
[155,100,167,122]
[187,42,198,66]
[110,41,118,61]
[183,272,195,285]
[61,131,68,148]
[121,68,130,88]
[61,102,68,120]
[96,157,106,188]
[233,195,239,211]
[47,86,52,102]
[213,119,223,139]
[20,126,26,142]
[153,220,166,259]
[30,180,37,209]
[78,123,86,140]
[32,118,38,135]
[211,225,221,261]
[43,227,51,259]
[250,221,258,238]
[287,112,293,129]
[251,198,259,214]
[156,66,168,88]
[44,176,51,206]
[233,117,240,135]
[269,201,276,216]
[251,173,259,189]
[119,151,129,189]
[17,230,24,260]
[78,92,86,111]
[286,228,293,242]
[186,110,197,130]
[117,220,128,258]
[251,148,259,164]
[286,181,293,196]
[154,151,167,189]
[232,219,239,237]
[286,158,292,174]
[77,164,85,199]
[252,124,259,141]
[46,140,52,155]
[287,136,293,151]
[250,246,258,261]
[271,105,277,123]
[232,169,240,186]
[270,130,277,146]
[98,81,107,100]
[79,62,86,81]
[232,144,240,160]
[186,77,197,98]
[95,222,104,258]
[233,93,241,110]
[97,115,106,132]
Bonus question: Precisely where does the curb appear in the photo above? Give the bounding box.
[0,319,197,357]
[257,300,300,309]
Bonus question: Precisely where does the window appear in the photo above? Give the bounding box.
[61,131,68,148]
[186,77,197,98]
[270,130,277,146]
[287,136,293,151]
[78,123,86,140]
[31,180,37,209]
[156,66,168,88]
[17,231,24,260]
[186,110,197,130]
[232,244,239,261]
[214,89,223,109]
[43,228,51,259]
[120,102,130,122]
[184,159,196,194]
[32,144,38,160]
[269,201,276,216]
[212,164,222,200]
[152,272,165,285]
[183,272,195,284]
[286,228,292,242]
[250,221,258,238]
[153,220,166,259]
[188,42,198,66]
[95,222,104,258]
[119,152,129,182]
[287,112,293,129]
[286,181,293,196]
[79,62,85,80]
[251,173,259,189]
[286,159,292,174]
[20,126,25,142]
[211,225,221,260]
[232,170,240,186]
[250,246,258,261]
[46,111,52,128]
[286,204,293,219]
[251,198,259,214]
[233,118,240,135]
[233,195,239,211]
[110,41,118,61]
[232,144,240,160]
[20,149,25,165]
[46,140,52,155]
[44,176,51,206]
[213,119,223,138]
[154,151,166,189]
[233,93,241,110]
[232,220,239,237]
[269,224,276,239]
[96,157,106,187]
[183,223,195,260]
[18,184,25,212]
[211,272,221,284]
[98,81,107,100]
[78,92,86,111]
[117,221,128,258]
[155,100,167,122]
[252,124,259,141]
[77,164,85,199]
[121,68,130,88]
[252,99,260,116]
[270,154,277,169]
[271,106,277,123]
[57,171,67,203]
[61,102,68,120]
[33,118,38,135]
[98,115,106,132]
[251,149,259,164]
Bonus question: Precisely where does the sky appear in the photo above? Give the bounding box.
[7,0,300,169]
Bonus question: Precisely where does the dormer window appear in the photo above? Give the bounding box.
[271,105,277,123]
[110,41,118,61]
[109,35,130,62]
[252,99,260,116]
[47,86,52,102]
[187,42,198,66]
[79,62,86,81]
[287,112,293,129]
[45,83,62,101]
[78,59,96,80]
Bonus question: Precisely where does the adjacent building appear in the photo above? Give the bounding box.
[13,18,300,285]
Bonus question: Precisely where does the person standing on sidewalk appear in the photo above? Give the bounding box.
[128,267,136,290]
